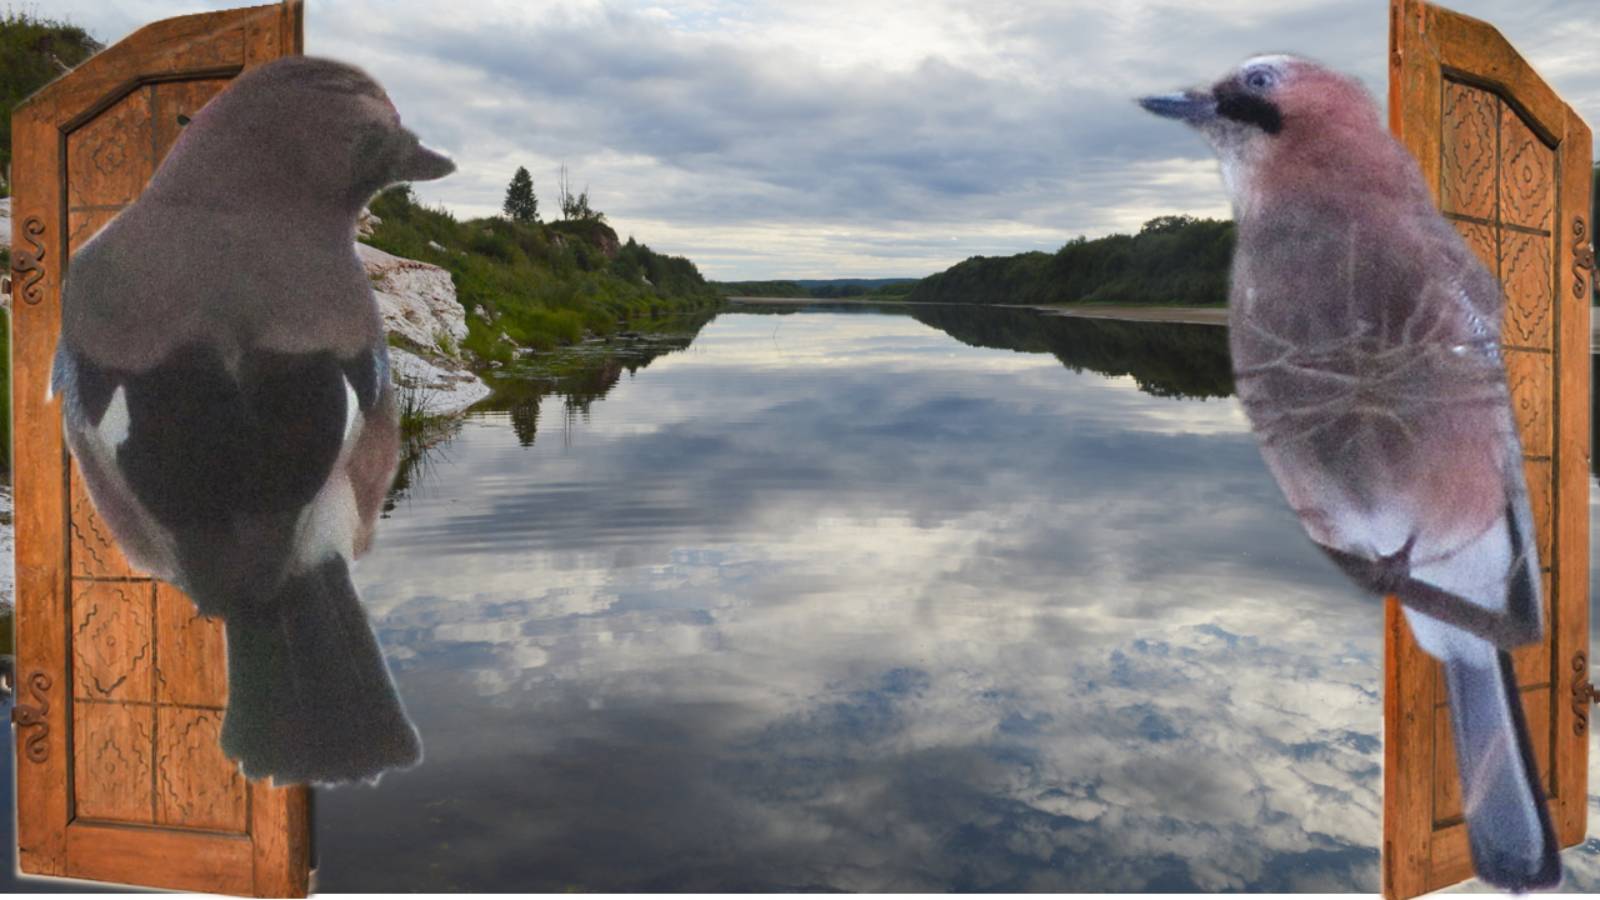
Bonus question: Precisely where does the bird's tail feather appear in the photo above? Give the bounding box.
[1444,648,1560,891]
[220,555,420,784]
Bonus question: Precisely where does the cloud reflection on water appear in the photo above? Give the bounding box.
[307,310,1399,891]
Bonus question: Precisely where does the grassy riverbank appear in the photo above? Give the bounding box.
[363,186,723,368]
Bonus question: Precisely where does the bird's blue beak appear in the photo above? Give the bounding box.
[401,134,456,182]
[400,128,457,180]
[1138,91,1216,125]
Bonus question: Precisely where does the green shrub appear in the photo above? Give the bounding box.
[1,11,102,180]
[462,315,514,365]
[362,186,720,366]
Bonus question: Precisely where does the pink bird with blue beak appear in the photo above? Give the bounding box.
[1141,55,1560,891]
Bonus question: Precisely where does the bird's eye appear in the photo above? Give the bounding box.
[1245,69,1277,90]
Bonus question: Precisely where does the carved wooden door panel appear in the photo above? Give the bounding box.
[1384,2,1593,897]
[9,2,311,895]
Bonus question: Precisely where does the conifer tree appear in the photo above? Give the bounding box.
[503,166,538,223]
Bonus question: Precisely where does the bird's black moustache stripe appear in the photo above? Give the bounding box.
[1216,91,1283,134]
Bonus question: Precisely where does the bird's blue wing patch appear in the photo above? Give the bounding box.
[51,342,121,432]
[341,345,389,413]
[49,343,73,407]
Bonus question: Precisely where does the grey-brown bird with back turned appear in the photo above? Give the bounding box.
[52,56,455,785]
[1141,56,1559,891]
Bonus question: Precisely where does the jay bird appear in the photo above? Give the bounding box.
[52,56,455,785]
[1141,55,1560,891]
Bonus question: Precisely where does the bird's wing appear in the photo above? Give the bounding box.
[341,347,401,558]
[1234,204,1542,650]
[1383,214,1543,651]
[54,335,394,608]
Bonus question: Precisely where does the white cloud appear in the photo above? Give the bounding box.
[45,0,1600,278]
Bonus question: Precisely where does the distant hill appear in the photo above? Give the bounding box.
[906,215,1234,307]
[711,277,920,299]
[709,280,810,298]
[793,278,919,297]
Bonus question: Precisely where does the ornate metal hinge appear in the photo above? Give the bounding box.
[9,670,52,763]
[1572,652,1600,735]
[10,215,47,305]
[1573,217,1596,299]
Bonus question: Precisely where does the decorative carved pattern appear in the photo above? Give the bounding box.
[73,582,153,702]
[1450,219,1496,273]
[1573,652,1591,736]
[157,708,248,832]
[1575,217,1595,299]
[74,702,155,824]
[1499,232,1552,350]
[155,583,228,708]
[1498,104,1554,231]
[12,216,47,305]
[67,207,123,256]
[1521,458,1554,564]
[93,136,125,175]
[66,89,153,210]
[11,670,53,763]
[71,464,142,580]
[1440,81,1496,219]
[1503,350,1552,456]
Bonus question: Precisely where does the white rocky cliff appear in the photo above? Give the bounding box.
[355,240,490,415]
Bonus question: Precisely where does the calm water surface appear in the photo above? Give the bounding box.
[327,305,1391,892]
[8,305,1600,892]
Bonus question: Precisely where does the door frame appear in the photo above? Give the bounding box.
[9,2,310,895]
[1383,1,1592,897]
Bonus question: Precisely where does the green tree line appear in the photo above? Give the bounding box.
[708,279,916,299]
[709,280,811,298]
[907,215,1235,306]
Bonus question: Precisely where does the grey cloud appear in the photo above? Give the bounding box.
[46,1,1599,277]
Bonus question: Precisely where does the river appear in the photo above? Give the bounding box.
[326,303,1380,891]
[6,302,1600,891]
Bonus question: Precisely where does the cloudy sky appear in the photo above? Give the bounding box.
[48,0,1600,279]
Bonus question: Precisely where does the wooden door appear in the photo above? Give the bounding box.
[1384,2,1593,897]
[9,2,311,895]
